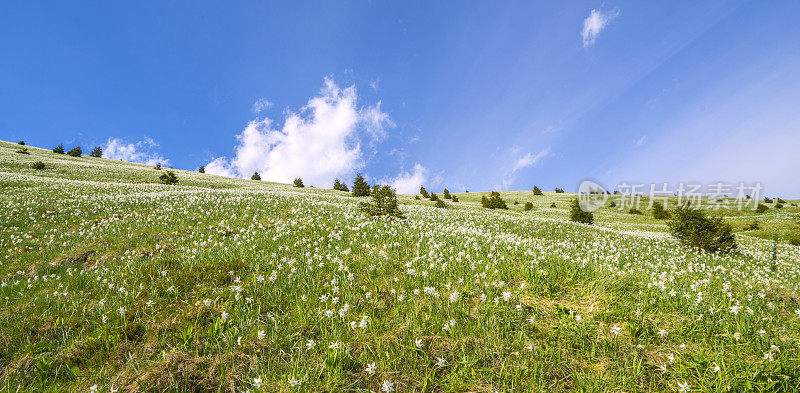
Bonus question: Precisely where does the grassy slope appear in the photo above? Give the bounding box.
[1,140,799,392]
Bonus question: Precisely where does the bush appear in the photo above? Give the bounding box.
[419,186,429,198]
[352,173,370,196]
[198,166,205,173]
[790,238,800,247]
[747,220,760,230]
[333,178,349,192]
[154,163,162,170]
[159,171,178,185]
[570,198,594,224]
[513,200,519,205]
[251,172,261,181]
[533,186,543,196]
[756,204,769,213]
[777,198,786,204]
[17,141,25,145]
[550,202,557,208]
[609,200,617,208]
[652,202,671,219]
[414,195,420,200]
[67,147,82,157]
[31,161,46,170]
[429,193,439,202]
[451,195,459,202]
[90,146,102,158]
[775,202,784,209]
[628,208,642,215]
[53,144,65,154]
[524,202,533,211]
[764,197,773,203]
[293,178,304,187]
[434,199,448,209]
[443,188,451,199]
[481,192,508,210]
[555,187,565,193]
[668,204,737,253]
[359,185,404,218]
[15,148,29,155]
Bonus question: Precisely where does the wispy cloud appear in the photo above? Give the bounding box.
[582,9,619,48]
[103,137,170,166]
[636,135,647,146]
[206,77,394,187]
[251,97,272,114]
[501,147,550,189]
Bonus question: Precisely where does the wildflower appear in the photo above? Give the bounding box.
[203,298,212,306]
[365,362,376,375]
[436,357,446,367]
[381,380,394,392]
[288,377,300,387]
[415,338,423,348]
[89,385,99,392]
[220,311,228,320]
[118,306,126,315]
[306,339,316,349]
[449,291,459,303]
[677,380,690,393]
[711,362,720,373]
[610,324,621,336]
[253,376,263,388]
[733,332,740,341]
[658,329,667,338]
[146,300,154,308]
[258,330,265,340]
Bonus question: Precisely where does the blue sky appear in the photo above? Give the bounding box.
[3,1,799,195]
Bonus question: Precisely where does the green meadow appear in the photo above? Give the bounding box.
[1,140,799,392]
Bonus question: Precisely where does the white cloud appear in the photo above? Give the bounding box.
[206,77,394,187]
[252,98,272,114]
[636,135,647,146]
[582,9,618,47]
[103,137,170,166]
[502,147,550,189]
[385,163,428,194]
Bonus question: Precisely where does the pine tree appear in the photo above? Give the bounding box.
[419,186,429,198]
[443,188,451,199]
[198,166,205,173]
[481,192,508,209]
[359,185,404,218]
[569,198,594,224]
[159,171,178,185]
[67,147,82,157]
[251,172,261,181]
[53,144,65,154]
[90,146,102,158]
[333,178,349,191]
[293,178,304,187]
[352,173,370,196]
[533,186,543,196]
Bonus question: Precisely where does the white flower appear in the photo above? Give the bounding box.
[415,338,423,348]
[365,362,376,375]
[610,324,621,336]
[677,380,690,393]
[118,306,126,315]
[258,330,265,340]
[306,339,316,349]
[288,377,300,387]
[711,362,720,373]
[381,380,394,392]
[657,329,667,338]
[253,376,263,388]
[436,357,446,367]
[203,299,212,307]
[89,385,99,393]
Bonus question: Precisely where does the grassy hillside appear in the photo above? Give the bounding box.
[1,140,799,392]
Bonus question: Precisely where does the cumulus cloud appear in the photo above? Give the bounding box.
[502,147,550,189]
[582,9,618,47]
[385,163,428,194]
[206,77,394,187]
[103,137,170,166]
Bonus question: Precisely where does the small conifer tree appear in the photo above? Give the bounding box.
[352,173,370,196]
[293,178,304,187]
[443,188,451,199]
[198,166,205,173]
[90,146,102,158]
[524,202,534,211]
[419,186,429,198]
[67,147,82,157]
[252,172,261,181]
[159,171,178,185]
[359,185,404,218]
[533,186,543,196]
[53,144,65,154]
[570,198,594,224]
